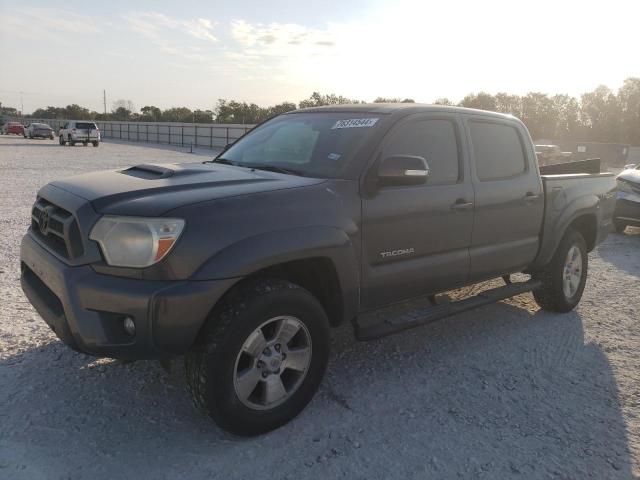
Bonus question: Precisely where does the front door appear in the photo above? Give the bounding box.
[361,114,475,309]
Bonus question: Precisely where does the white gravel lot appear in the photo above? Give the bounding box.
[1,135,639,479]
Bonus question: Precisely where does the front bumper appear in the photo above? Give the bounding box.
[614,191,640,227]
[20,233,237,359]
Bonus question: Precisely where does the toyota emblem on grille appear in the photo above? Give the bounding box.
[39,207,51,235]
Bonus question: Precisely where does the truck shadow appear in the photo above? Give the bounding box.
[1,302,635,479]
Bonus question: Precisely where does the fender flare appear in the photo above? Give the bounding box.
[532,194,599,269]
[192,225,360,324]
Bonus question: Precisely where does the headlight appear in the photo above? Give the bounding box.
[89,216,185,268]
[617,180,635,194]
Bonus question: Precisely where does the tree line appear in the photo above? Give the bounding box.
[3,78,638,144]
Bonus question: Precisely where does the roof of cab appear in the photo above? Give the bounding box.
[293,103,517,120]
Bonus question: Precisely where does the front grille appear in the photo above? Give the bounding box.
[31,198,84,259]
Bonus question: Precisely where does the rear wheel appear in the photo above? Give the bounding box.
[92,141,99,147]
[68,135,75,146]
[533,229,588,312]
[614,220,627,234]
[185,279,330,436]
[59,135,65,145]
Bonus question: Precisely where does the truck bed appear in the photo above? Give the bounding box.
[532,171,616,269]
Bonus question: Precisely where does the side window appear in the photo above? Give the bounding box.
[383,119,460,184]
[469,121,526,181]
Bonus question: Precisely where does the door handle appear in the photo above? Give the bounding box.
[450,200,474,211]
[524,192,540,204]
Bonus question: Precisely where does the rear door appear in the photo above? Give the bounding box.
[361,113,474,309]
[464,116,544,280]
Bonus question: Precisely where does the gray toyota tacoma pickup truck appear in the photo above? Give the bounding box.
[20,104,616,435]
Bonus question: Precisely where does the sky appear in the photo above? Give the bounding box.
[0,0,639,114]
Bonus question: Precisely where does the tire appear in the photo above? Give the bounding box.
[59,135,65,145]
[614,220,627,234]
[185,279,330,436]
[68,135,75,146]
[92,141,99,147]
[533,229,588,313]
[49,135,54,140]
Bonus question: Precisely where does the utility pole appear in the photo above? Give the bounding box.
[103,90,107,115]
[20,91,24,117]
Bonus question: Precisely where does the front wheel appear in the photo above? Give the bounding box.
[533,229,588,312]
[185,279,330,436]
[92,141,99,147]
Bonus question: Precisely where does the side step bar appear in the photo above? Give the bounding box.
[354,279,541,341]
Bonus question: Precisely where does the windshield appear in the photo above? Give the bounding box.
[76,122,97,130]
[217,113,382,178]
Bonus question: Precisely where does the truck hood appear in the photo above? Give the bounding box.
[51,162,325,216]
[618,168,640,185]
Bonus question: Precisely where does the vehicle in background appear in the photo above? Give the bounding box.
[1,122,25,135]
[20,104,616,435]
[535,144,572,165]
[614,163,640,233]
[59,121,100,147]
[24,123,54,140]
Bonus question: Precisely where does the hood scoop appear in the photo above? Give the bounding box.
[122,164,176,179]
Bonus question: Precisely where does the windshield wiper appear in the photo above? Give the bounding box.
[247,164,303,176]
[204,158,303,176]
[204,157,235,165]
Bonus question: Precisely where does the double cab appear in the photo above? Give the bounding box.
[20,104,616,435]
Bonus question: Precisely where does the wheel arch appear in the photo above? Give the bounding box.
[531,195,600,270]
[193,226,360,327]
[568,213,598,251]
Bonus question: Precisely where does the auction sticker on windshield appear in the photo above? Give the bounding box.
[331,118,379,129]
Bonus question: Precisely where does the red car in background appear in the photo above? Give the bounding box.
[1,122,25,135]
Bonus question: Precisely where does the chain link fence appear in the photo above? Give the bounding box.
[17,118,256,150]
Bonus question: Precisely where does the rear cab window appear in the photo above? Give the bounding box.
[76,122,97,130]
[469,120,527,181]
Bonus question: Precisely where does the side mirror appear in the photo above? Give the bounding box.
[378,155,429,186]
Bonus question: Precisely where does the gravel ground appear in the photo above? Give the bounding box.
[1,135,639,479]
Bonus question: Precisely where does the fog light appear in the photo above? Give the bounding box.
[123,317,136,336]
